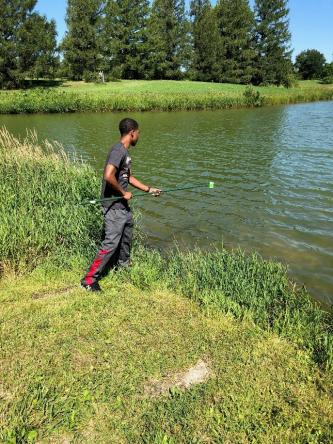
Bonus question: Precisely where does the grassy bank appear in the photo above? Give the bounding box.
[1,129,333,442]
[1,265,332,443]
[0,80,332,114]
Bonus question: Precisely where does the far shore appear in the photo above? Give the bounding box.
[0,79,332,114]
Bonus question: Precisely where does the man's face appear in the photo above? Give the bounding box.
[130,128,140,146]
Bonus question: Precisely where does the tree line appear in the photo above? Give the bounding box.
[0,0,332,89]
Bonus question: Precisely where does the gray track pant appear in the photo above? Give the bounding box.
[82,207,133,285]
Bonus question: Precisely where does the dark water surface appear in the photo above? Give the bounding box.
[1,101,332,305]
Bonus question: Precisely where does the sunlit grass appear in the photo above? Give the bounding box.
[0,266,332,442]
[128,245,333,371]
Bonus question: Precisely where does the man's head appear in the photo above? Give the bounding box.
[119,118,140,146]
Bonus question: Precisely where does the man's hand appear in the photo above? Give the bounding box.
[123,191,133,200]
[149,187,161,197]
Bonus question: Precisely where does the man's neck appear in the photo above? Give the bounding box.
[120,136,131,150]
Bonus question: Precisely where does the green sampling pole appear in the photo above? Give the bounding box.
[83,182,215,205]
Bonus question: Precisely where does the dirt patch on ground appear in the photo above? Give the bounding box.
[144,358,211,397]
[0,383,13,401]
[31,286,77,300]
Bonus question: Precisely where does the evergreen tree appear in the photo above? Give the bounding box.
[62,0,105,81]
[254,0,292,86]
[215,0,255,84]
[0,0,57,88]
[102,0,150,79]
[146,0,190,79]
[18,14,59,80]
[295,49,326,80]
[189,0,221,82]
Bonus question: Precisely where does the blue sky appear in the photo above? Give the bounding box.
[35,0,333,62]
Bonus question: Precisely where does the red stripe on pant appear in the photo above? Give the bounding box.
[84,249,109,285]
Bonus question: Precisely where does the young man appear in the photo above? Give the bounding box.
[81,118,160,292]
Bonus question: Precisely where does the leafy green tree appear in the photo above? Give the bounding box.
[62,0,105,81]
[321,61,333,84]
[146,0,191,79]
[189,0,222,82]
[295,49,326,80]
[253,0,292,86]
[102,0,150,79]
[215,0,256,84]
[0,0,57,88]
[322,62,333,77]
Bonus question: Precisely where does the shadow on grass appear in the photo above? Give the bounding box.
[22,78,124,89]
[22,79,65,89]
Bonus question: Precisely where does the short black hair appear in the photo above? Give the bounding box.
[119,118,139,136]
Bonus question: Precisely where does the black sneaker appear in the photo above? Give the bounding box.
[80,281,102,292]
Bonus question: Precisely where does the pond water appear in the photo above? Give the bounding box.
[1,101,332,305]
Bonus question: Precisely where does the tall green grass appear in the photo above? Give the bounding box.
[1,128,332,370]
[0,80,332,114]
[0,88,245,113]
[0,128,102,273]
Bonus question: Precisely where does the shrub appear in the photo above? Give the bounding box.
[321,76,333,85]
[243,86,264,107]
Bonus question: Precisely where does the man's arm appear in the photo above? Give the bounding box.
[129,175,161,196]
[104,164,132,200]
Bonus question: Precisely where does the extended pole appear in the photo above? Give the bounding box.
[83,182,215,205]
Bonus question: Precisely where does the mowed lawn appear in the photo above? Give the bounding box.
[59,78,333,100]
[58,78,327,93]
[60,79,250,95]
[0,265,332,443]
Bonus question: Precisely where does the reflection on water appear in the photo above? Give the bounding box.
[1,101,332,305]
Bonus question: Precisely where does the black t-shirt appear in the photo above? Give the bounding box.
[101,142,132,209]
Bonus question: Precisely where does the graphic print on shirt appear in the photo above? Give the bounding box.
[122,155,132,181]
